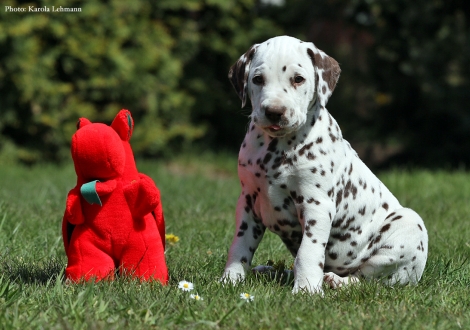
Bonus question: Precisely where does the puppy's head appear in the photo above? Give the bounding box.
[229,36,341,137]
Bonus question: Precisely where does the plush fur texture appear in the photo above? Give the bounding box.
[62,110,168,283]
[222,36,428,294]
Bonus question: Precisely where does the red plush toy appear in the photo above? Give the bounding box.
[62,109,168,284]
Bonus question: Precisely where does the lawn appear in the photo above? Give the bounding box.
[0,153,469,329]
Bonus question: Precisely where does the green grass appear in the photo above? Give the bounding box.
[0,154,469,329]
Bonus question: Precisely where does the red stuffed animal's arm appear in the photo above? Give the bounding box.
[95,180,117,195]
[80,180,117,206]
[64,187,85,225]
[124,173,160,219]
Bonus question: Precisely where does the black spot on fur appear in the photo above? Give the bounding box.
[298,142,313,156]
[332,215,346,228]
[307,219,317,226]
[306,198,320,205]
[391,215,403,221]
[385,212,396,220]
[380,224,391,233]
[341,216,355,229]
[263,153,272,164]
[335,190,343,207]
[358,206,366,215]
[267,138,278,152]
[332,233,351,241]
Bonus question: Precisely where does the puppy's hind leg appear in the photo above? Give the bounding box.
[357,208,428,285]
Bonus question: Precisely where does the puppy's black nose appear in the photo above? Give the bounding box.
[264,106,286,122]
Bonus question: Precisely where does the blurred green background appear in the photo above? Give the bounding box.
[1,0,469,168]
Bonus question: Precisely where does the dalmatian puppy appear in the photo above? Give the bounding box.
[221,36,428,294]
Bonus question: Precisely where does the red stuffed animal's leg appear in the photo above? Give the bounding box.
[66,230,115,282]
[120,217,168,284]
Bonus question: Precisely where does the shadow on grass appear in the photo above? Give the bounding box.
[0,257,65,285]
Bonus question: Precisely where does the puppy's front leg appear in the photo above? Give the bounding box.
[292,203,334,295]
[222,193,265,283]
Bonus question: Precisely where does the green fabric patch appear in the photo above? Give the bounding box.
[81,180,102,206]
[126,112,133,138]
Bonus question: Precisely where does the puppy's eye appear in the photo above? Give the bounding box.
[252,75,264,85]
[294,76,305,84]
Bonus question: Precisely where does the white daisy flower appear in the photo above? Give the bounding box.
[240,293,254,302]
[190,294,203,301]
[178,280,194,291]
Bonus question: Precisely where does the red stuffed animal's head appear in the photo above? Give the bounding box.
[72,120,125,182]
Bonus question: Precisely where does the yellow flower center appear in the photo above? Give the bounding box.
[244,293,250,298]
[183,283,189,288]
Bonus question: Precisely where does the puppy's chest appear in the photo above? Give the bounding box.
[238,131,333,224]
[239,125,339,189]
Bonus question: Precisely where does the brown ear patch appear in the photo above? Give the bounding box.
[307,48,341,93]
[321,56,341,92]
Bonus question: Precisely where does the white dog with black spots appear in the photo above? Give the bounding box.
[222,36,428,294]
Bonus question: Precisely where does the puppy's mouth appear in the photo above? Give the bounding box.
[262,124,289,137]
[267,124,282,132]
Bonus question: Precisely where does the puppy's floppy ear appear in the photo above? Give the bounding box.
[306,44,341,107]
[228,44,259,108]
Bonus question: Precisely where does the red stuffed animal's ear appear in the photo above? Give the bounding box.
[111,109,134,141]
[76,118,92,130]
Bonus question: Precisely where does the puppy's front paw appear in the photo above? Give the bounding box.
[292,278,324,295]
[220,264,246,284]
